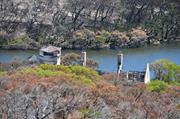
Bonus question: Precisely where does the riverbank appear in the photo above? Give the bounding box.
[1,28,179,50]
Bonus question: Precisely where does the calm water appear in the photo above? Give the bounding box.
[0,43,180,72]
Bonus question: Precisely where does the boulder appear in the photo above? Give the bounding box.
[28,55,39,63]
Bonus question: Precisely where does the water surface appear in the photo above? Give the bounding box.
[0,43,180,72]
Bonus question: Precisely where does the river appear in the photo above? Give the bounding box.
[0,43,180,72]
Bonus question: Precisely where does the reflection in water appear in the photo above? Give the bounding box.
[0,43,180,72]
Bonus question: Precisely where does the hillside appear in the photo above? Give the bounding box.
[0,0,180,49]
[0,0,180,118]
[0,63,179,119]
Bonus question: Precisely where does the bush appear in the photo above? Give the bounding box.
[152,59,180,82]
[0,71,6,76]
[95,30,111,43]
[22,64,101,86]
[148,80,168,92]
[8,36,29,49]
[39,64,72,73]
[23,67,66,77]
[169,80,180,86]
[176,104,180,110]
[71,74,94,85]
[0,38,7,46]
[95,35,106,42]
[72,29,105,49]
[102,31,111,38]
[81,108,102,118]
[69,65,100,80]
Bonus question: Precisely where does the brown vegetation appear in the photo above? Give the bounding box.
[0,64,179,119]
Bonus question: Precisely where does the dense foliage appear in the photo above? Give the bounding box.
[152,59,180,83]
[23,64,101,86]
[147,59,180,93]
[0,0,179,49]
[147,80,168,92]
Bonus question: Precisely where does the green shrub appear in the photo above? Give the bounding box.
[102,31,111,38]
[39,64,72,73]
[23,67,66,77]
[69,65,100,80]
[83,77,94,85]
[39,64,100,80]
[95,35,106,42]
[0,68,4,72]
[36,34,48,45]
[0,71,6,76]
[169,80,180,86]
[0,38,7,46]
[148,80,168,92]
[22,64,101,86]
[71,74,94,86]
[95,31,111,43]
[8,36,29,48]
[81,108,102,118]
[152,59,180,82]
[176,104,180,110]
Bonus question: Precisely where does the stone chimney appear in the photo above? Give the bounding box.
[117,52,123,72]
[81,51,87,66]
[56,48,62,65]
[144,63,151,84]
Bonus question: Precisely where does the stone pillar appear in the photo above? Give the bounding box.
[144,63,151,84]
[117,52,123,72]
[56,48,62,65]
[126,71,129,80]
[81,51,87,66]
[116,52,123,84]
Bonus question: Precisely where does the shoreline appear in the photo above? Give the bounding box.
[1,43,180,72]
[1,41,180,51]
